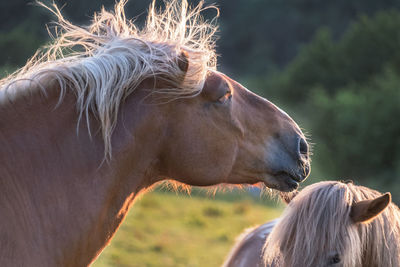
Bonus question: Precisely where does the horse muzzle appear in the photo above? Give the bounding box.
[271,162,310,192]
[263,135,311,191]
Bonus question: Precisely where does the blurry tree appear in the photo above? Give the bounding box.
[257,10,400,195]
[2,0,400,75]
[216,0,400,76]
[310,70,400,185]
[268,10,400,103]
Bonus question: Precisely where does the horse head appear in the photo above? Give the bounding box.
[263,182,398,267]
[148,51,310,192]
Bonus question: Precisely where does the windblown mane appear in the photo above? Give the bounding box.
[0,0,218,158]
[263,181,400,267]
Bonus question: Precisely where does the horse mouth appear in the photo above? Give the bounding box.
[276,171,301,191]
[262,171,301,192]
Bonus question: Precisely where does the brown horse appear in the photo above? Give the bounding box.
[223,181,400,267]
[0,1,310,266]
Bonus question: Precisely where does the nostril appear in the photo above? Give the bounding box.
[299,137,308,156]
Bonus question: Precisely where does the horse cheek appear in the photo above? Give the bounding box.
[162,121,236,186]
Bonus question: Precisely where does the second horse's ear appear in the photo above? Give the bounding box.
[350,193,391,223]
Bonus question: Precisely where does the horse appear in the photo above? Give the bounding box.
[0,1,311,266]
[222,181,400,267]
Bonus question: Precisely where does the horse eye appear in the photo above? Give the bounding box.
[217,91,232,104]
[329,254,341,265]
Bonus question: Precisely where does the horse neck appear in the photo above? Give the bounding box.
[0,80,164,266]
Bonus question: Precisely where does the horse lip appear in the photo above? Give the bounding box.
[275,171,302,182]
[260,171,300,192]
[275,172,300,192]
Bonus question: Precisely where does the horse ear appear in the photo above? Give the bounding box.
[279,191,298,205]
[177,50,189,73]
[350,193,391,223]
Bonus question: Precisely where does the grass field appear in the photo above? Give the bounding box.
[92,190,283,267]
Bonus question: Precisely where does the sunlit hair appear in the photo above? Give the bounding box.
[0,0,218,158]
[263,181,400,267]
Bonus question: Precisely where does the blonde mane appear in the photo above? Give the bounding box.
[0,0,218,158]
[263,181,400,267]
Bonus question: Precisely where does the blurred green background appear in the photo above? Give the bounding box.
[1,0,400,266]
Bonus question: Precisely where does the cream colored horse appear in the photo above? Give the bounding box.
[0,1,310,266]
[223,181,399,267]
